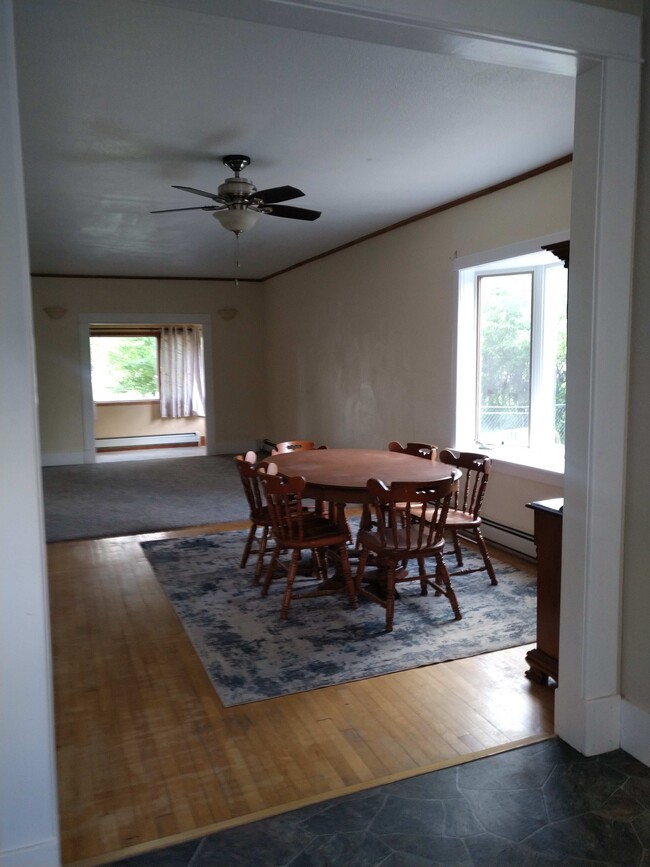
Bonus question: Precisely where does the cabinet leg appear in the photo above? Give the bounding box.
[525,648,558,688]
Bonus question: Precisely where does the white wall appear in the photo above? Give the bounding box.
[32,277,266,462]
[264,163,570,540]
[0,2,60,864]
[620,1,650,756]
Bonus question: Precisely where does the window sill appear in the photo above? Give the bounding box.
[454,442,564,485]
[94,399,160,406]
[486,447,564,485]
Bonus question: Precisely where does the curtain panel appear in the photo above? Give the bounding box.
[159,326,206,418]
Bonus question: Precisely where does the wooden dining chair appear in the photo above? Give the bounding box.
[259,468,357,620]
[234,451,275,585]
[271,440,329,516]
[388,441,438,460]
[375,442,440,538]
[417,449,497,586]
[271,440,327,454]
[355,476,462,633]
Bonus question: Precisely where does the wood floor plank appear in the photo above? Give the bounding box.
[48,523,554,865]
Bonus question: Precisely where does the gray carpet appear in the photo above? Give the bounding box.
[42,455,250,542]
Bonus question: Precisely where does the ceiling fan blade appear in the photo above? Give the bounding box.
[254,185,305,204]
[150,205,221,213]
[265,204,321,221]
[171,184,224,202]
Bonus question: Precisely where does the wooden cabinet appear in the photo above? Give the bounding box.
[525,498,562,686]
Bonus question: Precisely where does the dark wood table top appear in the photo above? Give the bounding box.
[526,498,564,516]
[264,448,459,504]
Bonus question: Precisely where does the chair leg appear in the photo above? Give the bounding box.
[261,546,280,596]
[280,550,301,620]
[385,561,397,633]
[474,528,498,585]
[451,529,463,566]
[253,526,269,585]
[355,548,370,592]
[356,504,373,547]
[434,554,462,621]
[417,555,428,596]
[338,543,357,609]
[240,522,258,568]
[312,548,328,582]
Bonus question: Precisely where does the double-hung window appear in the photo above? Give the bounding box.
[455,248,567,474]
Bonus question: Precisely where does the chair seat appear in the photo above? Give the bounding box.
[444,510,481,528]
[275,516,350,549]
[412,504,480,529]
[358,528,444,557]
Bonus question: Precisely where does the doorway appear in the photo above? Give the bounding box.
[80,313,215,464]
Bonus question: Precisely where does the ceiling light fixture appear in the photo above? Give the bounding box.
[212,205,262,236]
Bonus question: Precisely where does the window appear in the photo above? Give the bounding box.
[90,332,160,402]
[455,249,567,472]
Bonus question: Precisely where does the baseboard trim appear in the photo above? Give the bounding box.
[41,451,85,467]
[555,690,621,756]
[621,699,650,766]
[95,433,199,449]
[0,838,60,867]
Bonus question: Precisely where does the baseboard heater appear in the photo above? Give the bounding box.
[474,517,536,561]
[96,433,200,450]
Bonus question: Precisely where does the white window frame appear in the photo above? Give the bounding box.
[453,236,568,484]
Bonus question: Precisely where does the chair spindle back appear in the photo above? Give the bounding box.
[439,449,491,519]
[259,470,307,545]
[368,477,456,553]
[388,441,438,460]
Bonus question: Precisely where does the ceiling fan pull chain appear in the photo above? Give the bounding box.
[234,232,241,286]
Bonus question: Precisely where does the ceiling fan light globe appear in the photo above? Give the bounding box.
[213,206,262,234]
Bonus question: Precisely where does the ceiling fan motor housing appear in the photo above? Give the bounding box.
[218,177,256,201]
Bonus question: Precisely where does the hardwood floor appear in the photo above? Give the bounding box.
[47,523,554,866]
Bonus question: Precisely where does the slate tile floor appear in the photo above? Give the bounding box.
[107,739,650,866]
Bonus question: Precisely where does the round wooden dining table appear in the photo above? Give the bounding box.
[262,448,461,585]
[264,447,460,506]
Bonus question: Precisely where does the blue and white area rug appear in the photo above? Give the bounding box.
[141,530,536,707]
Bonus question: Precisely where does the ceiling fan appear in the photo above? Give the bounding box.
[151,154,321,235]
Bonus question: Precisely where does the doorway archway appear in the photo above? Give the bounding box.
[79,312,216,464]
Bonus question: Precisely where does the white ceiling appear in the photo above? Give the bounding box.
[13,0,576,280]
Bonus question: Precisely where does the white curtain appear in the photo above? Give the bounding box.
[159,326,206,418]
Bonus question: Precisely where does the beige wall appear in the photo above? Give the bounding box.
[264,162,571,538]
[94,402,206,440]
[32,277,265,460]
[33,166,569,539]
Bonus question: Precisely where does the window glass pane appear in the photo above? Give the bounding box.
[477,272,532,446]
[90,335,159,401]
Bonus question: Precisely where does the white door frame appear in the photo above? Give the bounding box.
[2,4,642,865]
[79,313,216,463]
